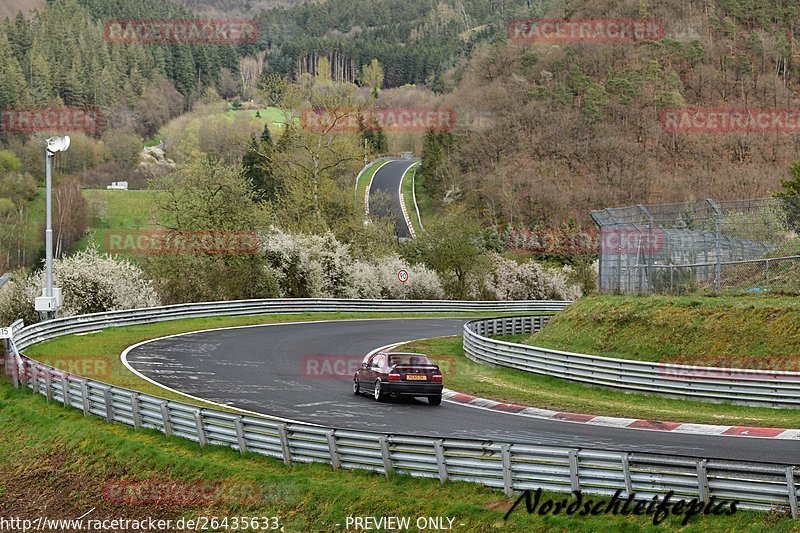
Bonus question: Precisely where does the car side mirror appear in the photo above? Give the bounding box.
[362,362,369,368]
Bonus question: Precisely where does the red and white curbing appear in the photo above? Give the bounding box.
[442,389,800,440]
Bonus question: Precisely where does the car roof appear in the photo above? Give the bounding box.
[383,352,429,357]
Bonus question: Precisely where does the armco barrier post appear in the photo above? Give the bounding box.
[379,436,393,477]
[103,388,113,422]
[234,417,247,454]
[696,460,709,503]
[434,440,447,484]
[501,444,513,497]
[130,393,141,429]
[194,410,207,446]
[79,380,90,415]
[569,449,581,491]
[787,467,798,519]
[61,375,69,407]
[326,430,340,469]
[621,453,633,497]
[277,424,292,466]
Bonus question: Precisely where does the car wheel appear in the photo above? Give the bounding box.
[428,395,442,406]
[374,380,385,402]
[353,376,360,395]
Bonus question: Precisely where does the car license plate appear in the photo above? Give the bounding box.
[406,374,427,381]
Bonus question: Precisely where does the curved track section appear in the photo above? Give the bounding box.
[124,318,799,462]
[368,159,417,237]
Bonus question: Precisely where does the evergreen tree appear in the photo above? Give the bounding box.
[242,125,281,203]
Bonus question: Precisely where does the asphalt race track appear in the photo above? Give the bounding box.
[368,159,417,238]
[124,318,799,463]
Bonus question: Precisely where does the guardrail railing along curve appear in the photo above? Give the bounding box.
[463,315,800,408]
[1,298,797,519]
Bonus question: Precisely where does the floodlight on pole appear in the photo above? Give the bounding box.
[34,135,70,320]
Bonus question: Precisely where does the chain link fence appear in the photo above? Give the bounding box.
[590,197,800,294]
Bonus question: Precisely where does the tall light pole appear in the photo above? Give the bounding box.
[34,136,70,320]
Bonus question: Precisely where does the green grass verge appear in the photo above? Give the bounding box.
[356,159,390,214]
[409,165,435,229]
[401,336,800,428]
[0,381,792,531]
[401,162,423,236]
[521,294,800,366]
[77,189,164,253]
[225,107,291,126]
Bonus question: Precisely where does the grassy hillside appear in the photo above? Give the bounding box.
[523,295,800,367]
[77,189,164,253]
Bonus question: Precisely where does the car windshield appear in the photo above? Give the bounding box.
[388,354,432,366]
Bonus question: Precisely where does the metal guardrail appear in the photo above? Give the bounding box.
[463,316,800,408]
[3,299,798,518]
[0,272,10,288]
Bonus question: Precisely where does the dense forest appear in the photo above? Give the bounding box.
[3,0,800,257]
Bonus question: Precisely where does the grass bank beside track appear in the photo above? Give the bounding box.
[0,380,793,532]
[401,335,800,428]
[520,294,800,366]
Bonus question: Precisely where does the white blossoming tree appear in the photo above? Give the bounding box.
[0,247,160,325]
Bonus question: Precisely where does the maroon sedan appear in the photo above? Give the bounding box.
[353,352,443,405]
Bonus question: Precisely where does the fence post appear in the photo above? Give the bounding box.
[61,376,69,407]
[434,440,447,484]
[103,388,113,422]
[130,393,141,429]
[621,453,633,497]
[787,467,798,519]
[326,430,340,469]
[80,380,90,416]
[696,459,709,503]
[569,449,581,492]
[194,410,206,447]
[765,259,770,290]
[30,364,39,394]
[501,444,513,497]
[707,199,722,295]
[18,357,27,390]
[277,424,292,466]
[44,369,52,402]
[160,402,172,437]
[378,436,393,477]
[637,204,654,293]
[234,417,248,454]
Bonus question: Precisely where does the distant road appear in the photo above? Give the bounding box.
[368,158,418,238]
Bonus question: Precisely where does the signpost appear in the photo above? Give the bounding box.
[397,269,409,283]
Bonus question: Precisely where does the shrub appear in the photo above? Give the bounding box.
[481,254,582,301]
[0,247,160,325]
[350,255,445,300]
